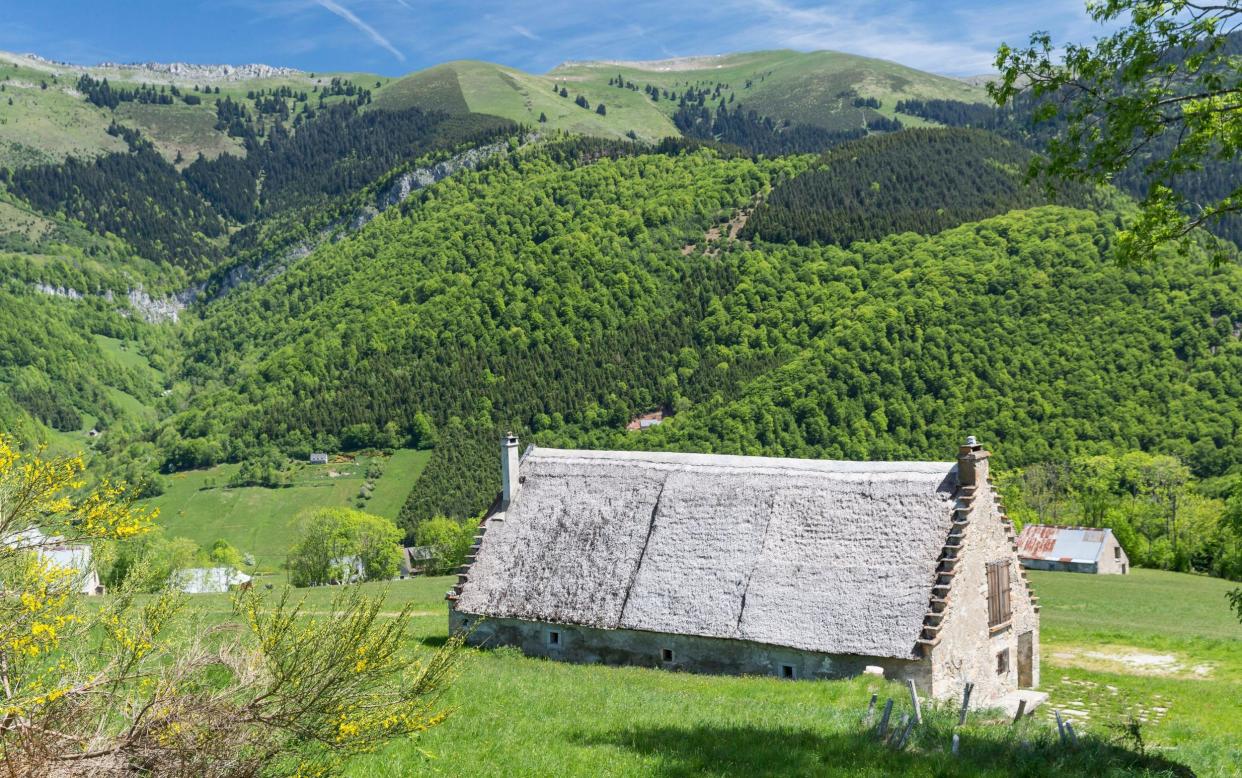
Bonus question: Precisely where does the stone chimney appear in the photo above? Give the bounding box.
[957,434,990,487]
[501,432,521,509]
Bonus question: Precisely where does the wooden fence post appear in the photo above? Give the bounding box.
[894,714,916,750]
[957,682,974,726]
[876,698,894,739]
[1012,698,1027,724]
[865,692,878,723]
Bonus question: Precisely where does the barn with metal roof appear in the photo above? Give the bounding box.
[1016,525,1129,574]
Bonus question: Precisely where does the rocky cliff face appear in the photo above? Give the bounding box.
[353,139,518,229]
[95,61,303,82]
[34,283,184,323]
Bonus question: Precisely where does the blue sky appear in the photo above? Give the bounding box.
[0,0,1105,77]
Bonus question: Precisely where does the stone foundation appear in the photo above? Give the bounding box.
[451,611,931,687]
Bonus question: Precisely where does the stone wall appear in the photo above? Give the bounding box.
[930,457,1040,705]
[451,611,931,687]
[1095,535,1130,574]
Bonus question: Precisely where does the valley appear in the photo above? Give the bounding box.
[0,21,1240,775]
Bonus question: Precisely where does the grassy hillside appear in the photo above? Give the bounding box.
[0,58,128,167]
[550,49,987,130]
[1,47,987,166]
[0,51,392,168]
[159,566,1239,776]
[140,449,430,570]
[373,60,678,141]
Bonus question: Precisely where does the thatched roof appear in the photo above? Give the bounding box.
[456,447,960,659]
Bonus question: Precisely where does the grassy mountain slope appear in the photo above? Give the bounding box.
[550,49,986,130]
[373,60,678,141]
[1,47,986,167]
[141,449,430,570]
[0,58,128,167]
[0,51,392,168]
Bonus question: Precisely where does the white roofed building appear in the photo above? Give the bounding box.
[171,566,252,594]
[3,528,102,595]
[448,434,1042,706]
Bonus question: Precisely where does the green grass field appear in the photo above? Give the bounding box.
[549,49,987,131]
[0,60,127,166]
[113,101,243,165]
[143,450,430,570]
[164,566,1240,776]
[373,60,679,142]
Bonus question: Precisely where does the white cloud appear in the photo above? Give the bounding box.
[313,0,406,61]
[512,24,541,41]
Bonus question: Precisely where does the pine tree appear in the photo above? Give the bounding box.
[596,103,606,116]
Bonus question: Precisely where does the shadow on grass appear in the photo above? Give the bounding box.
[418,635,450,648]
[574,723,1195,778]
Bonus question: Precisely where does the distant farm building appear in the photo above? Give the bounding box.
[449,435,1042,705]
[309,452,330,464]
[399,546,435,578]
[625,409,666,431]
[4,529,102,595]
[171,567,252,594]
[1016,525,1130,574]
[40,539,103,595]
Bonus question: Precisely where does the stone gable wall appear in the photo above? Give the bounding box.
[930,462,1040,704]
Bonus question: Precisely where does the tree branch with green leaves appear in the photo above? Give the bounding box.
[991,1,1242,264]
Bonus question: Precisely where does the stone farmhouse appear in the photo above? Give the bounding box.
[448,435,1041,705]
[1017,525,1130,575]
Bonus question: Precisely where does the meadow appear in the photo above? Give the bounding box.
[169,567,1240,776]
[141,449,431,570]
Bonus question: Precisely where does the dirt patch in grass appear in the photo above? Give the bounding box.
[1050,644,1215,679]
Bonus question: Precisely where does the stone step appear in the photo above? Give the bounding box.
[1000,690,1048,719]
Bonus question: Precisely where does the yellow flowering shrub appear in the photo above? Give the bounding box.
[0,438,462,777]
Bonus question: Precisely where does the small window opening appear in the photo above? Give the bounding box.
[661,648,674,663]
[997,648,1010,675]
[781,664,795,679]
[547,630,560,647]
[1114,546,1121,559]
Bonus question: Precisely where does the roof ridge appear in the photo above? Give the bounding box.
[527,446,953,474]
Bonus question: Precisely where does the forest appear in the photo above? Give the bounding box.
[1,99,517,271]
[92,142,1235,567]
[3,126,227,271]
[0,56,1239,579]
[740,129,1088,246]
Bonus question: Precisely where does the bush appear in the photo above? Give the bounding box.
[287,508,402,586]
[0,439,464,774]
[415,515,480,575]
